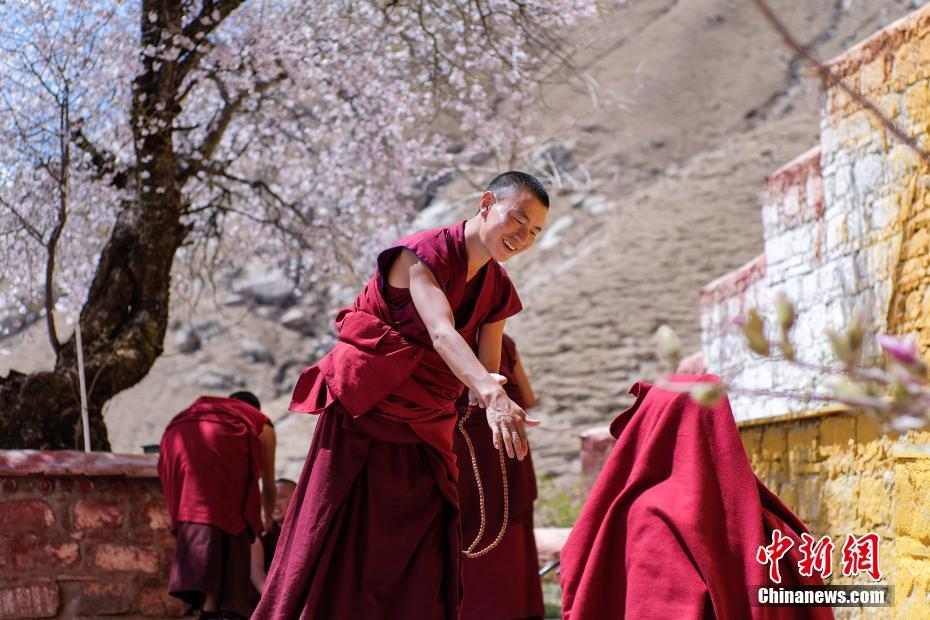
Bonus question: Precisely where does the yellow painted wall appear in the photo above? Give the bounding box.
[740,411,930,618]
[727,8,930,618]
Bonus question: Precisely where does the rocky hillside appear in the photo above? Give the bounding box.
[2,0,924,487]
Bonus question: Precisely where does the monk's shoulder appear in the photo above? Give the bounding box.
[387,224,456,283]
[396,224,454,257]
[489,261,518,295]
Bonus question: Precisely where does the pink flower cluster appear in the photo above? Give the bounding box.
[0,0,604,337]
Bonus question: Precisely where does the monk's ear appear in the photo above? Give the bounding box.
[479,191,495,218]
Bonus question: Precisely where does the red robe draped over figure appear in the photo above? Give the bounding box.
[158,396,271,617]
[253,221,522,620]
[454,334,544,620]
[560,375,834,620]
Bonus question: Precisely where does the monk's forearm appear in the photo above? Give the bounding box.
[251,566,266,593]
[476,321,504,374]
[250,539,266,592]
[432,327,502,404]
[407,260,503,403]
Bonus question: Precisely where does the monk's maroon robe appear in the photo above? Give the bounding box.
[455,334,544,620]
[253,221,522,620]
[158,396,270,538]
[560,376,834,620]
[158,396,271,617]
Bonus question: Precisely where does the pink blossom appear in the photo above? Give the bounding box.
[0,0,605,337]
[879,334,920,366]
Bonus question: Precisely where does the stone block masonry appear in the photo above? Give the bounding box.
[702,5,930,424]
[0,450,183,619]
[697,4,930,617]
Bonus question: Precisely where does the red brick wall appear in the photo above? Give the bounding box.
[0,451,182,619]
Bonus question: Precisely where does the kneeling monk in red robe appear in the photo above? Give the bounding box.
[455,333,544,619]
[158,391,277,619]
[253,171,550,619]
[560,376,834,620]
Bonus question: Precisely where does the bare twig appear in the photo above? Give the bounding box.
[176,0,247,84]
[752,0,930,166]
[0,196,44,242]
[655,377,893,413]
[179,69,287,185]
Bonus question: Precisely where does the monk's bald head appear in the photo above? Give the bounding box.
[486,171,549,209]
[229,390,261,410]
[475,171,548,262]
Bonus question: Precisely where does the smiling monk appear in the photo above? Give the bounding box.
[253,171,549,620]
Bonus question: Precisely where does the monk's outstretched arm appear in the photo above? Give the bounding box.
[401,251,538,459]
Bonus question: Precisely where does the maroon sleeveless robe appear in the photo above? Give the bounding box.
[159,396,270,537]
[158,396,271,617]
[454,334,544,620]
[253,221,522,620]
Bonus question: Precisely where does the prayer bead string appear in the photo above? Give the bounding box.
[458,404,509,559]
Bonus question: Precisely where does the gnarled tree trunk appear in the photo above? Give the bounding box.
[0,0,225,449]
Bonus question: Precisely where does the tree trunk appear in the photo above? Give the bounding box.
[0,0,188,450]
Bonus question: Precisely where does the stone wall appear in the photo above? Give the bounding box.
[697,4,930,618]
[741,411,930,619]
[701,6,930,424]
[0,451,182,619]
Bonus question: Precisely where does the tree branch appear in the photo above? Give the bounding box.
[45,91,71,354]
[0,196,44,242]
[752,0,930,166]
[179,69,287,184]
[176,0,246,84]
[70,127,128,189]
[193,163,309,226]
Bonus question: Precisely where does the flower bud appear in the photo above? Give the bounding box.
[827,329,858,366]
[848,306,866,354]
[742,309,770,356]
[890,378,909,407]
[879,334,920,366]
[775,293,796,333]
[826,375,865,400]
[690,382,726,407]
[778,339,796,362]
[655,324,682,369]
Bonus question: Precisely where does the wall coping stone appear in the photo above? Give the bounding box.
[735,405,852,429]
[893,443,930,460]
[825,3,930,78]
[764,146,822,186]
[0,450,158,478]
[700,254,766,309]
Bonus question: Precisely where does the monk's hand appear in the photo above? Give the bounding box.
[485,388,540,461]
[470,373,507,407]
